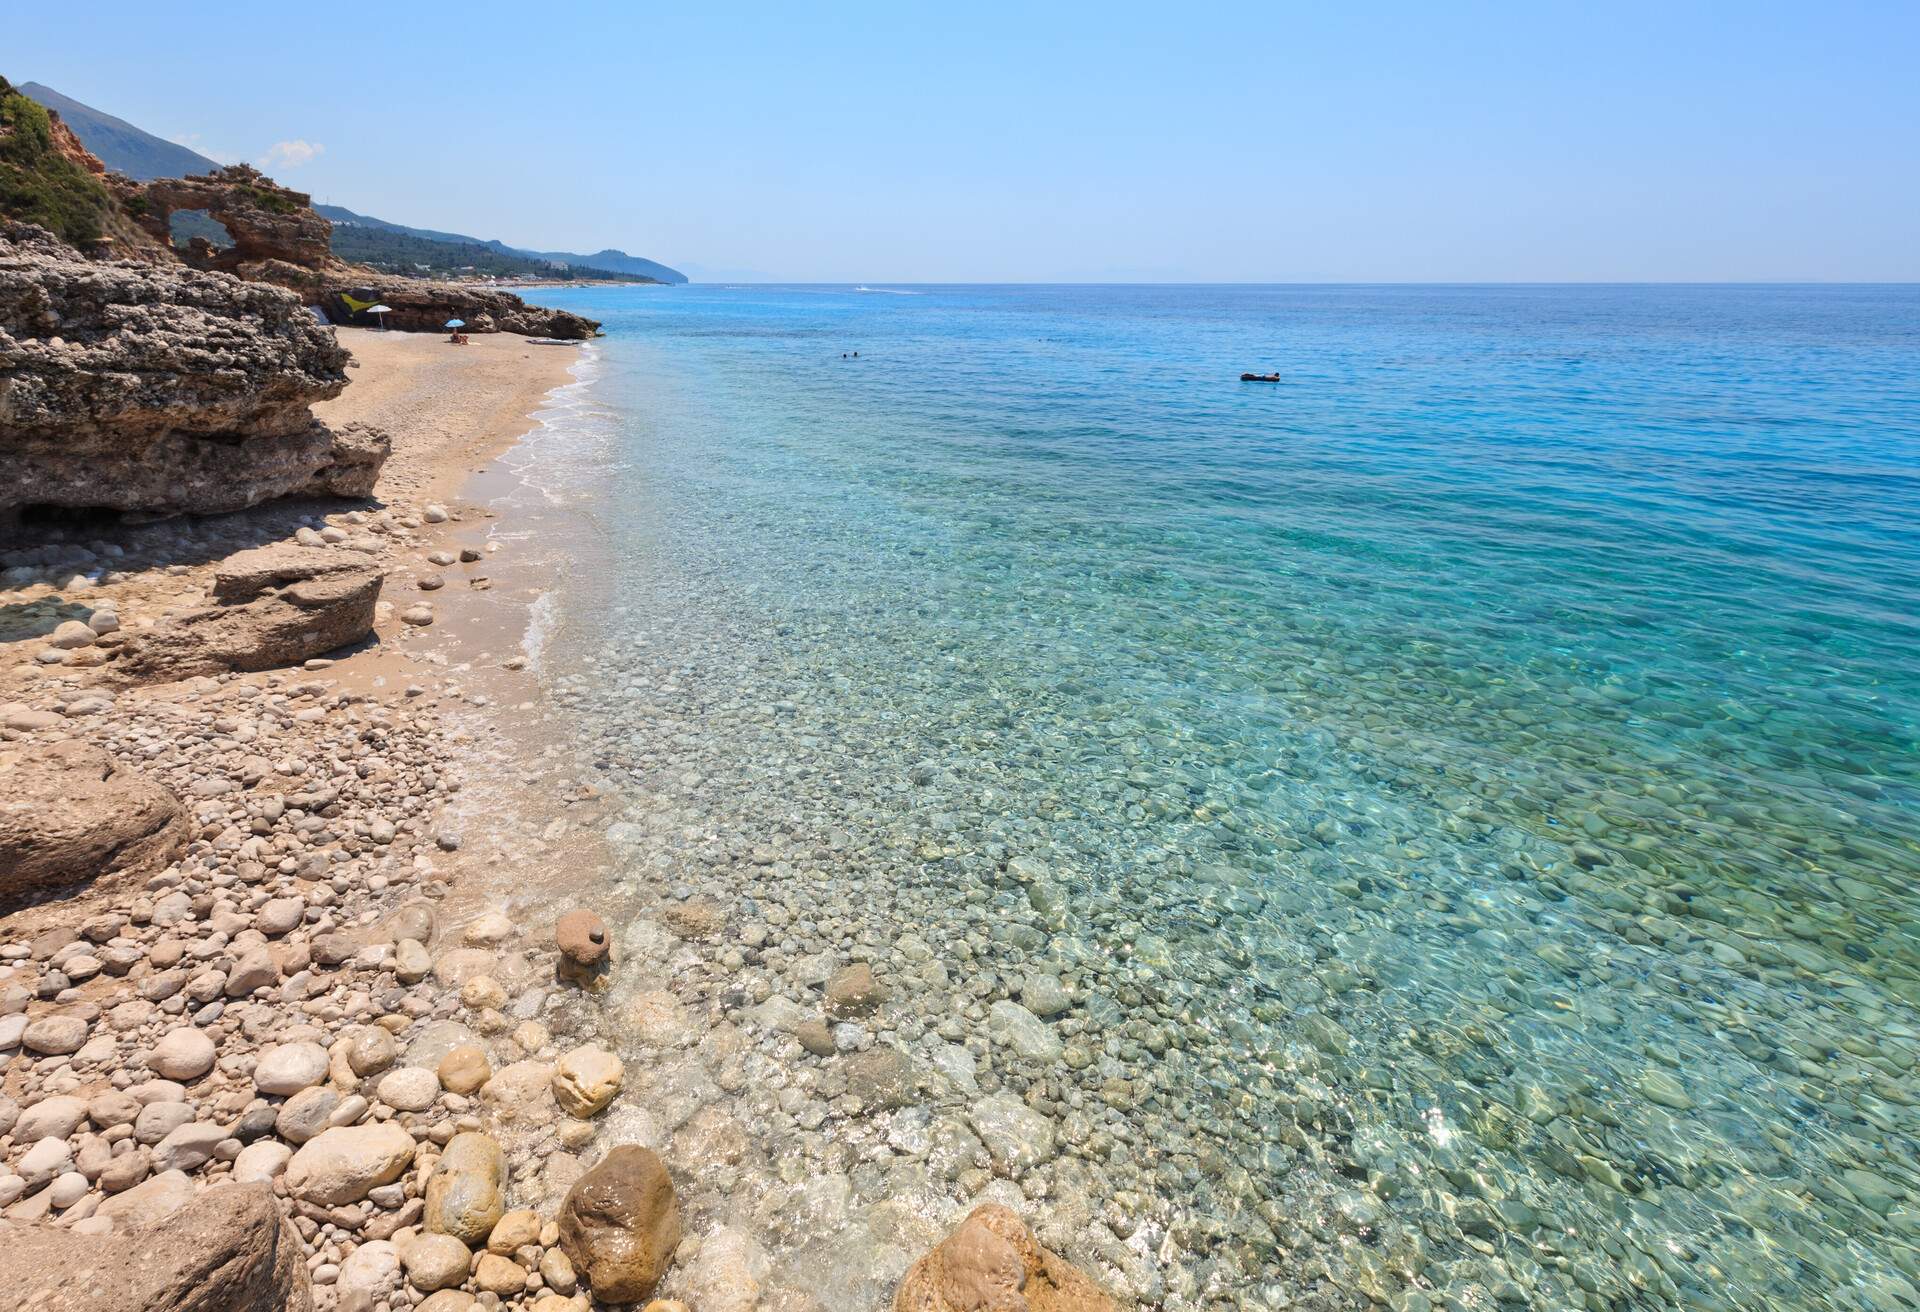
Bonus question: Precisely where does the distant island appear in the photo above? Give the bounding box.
[18,80,687,285]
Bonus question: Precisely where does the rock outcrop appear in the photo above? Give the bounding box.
[0,738,188,910]
[9,1181,314,1312]
[557,1145,681,1303]
[106,557,382,683]
[316,279,600,339]
[109,164,332,278]
[894,1205,1116,1312]
[0,222,388,518]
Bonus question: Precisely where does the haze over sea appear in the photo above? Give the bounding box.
[509,282,1920,1310]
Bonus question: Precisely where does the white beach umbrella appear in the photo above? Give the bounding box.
[367,304,393,330]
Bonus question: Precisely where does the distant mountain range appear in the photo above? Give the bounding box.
[19,82,687,284]
[313,204,685,285]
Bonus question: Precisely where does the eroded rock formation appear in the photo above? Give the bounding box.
[0,739,188,911]
[0,221,389,517]
[1,76,172,261]
[109,163,332,278]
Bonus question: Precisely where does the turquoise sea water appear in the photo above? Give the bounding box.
[515,284,1920,1310]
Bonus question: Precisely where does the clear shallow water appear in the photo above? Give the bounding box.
[516,284,1920,1311]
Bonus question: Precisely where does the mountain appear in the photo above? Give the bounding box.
[325,223,657,283]
[316,204,687,284]
[17,81,219,182]
[21,82,688,283]
[514,246,685,284]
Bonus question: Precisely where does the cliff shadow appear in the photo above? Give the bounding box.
[0,491,390,571]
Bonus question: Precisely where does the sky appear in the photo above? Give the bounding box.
[9,1,1919,282]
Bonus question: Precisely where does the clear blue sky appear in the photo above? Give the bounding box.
[10,1,1918,281]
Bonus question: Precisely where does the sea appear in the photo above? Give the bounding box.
[490,283,1920,1311]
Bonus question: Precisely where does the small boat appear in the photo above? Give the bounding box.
[1240,372,1281,383]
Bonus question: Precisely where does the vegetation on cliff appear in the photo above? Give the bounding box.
[0,76,114,246]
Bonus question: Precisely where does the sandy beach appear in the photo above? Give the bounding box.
[314,330,582,509]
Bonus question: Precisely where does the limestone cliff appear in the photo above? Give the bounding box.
[0,222,388,518]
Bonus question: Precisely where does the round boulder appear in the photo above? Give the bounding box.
[149,1027,216,1081]
[403,1231,473,1292]
[285,1122,416,1205]
[377,1066,440,1112]
[253,1041,329,1096]
[557,1145,681,1304]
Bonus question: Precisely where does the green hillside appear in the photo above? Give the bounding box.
[327,224,655,282]
[0,76,115,245]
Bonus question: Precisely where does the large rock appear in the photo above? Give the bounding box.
[480,1059,557,1124]
[108,565,381,683]
[401,1231,473,1292]
[987,1000,1064,1063]
[14,1181,313,1311]
[0,221,386,517]
[0,740,187,911]
[252,1041,330,1095]
[893,1204,1115,1312]
[557,1145,681,1304]
[684,1228,770,1312]
[424,1131,505,1245]
[285,1121,415,1205]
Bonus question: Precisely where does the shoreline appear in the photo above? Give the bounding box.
[0,313,1118,1312]
[0,326,642,1308]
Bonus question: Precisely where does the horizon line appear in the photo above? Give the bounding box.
[659,279,1920,288]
